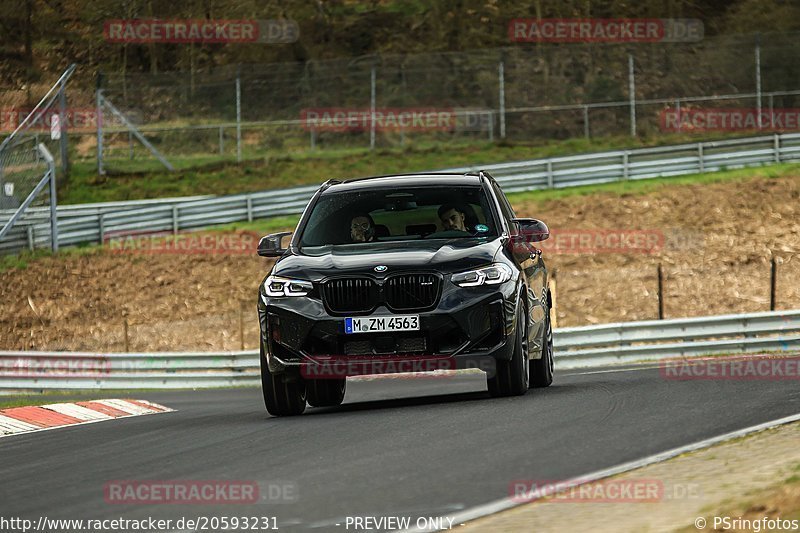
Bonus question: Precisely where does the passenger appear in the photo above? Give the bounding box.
[350,214,377,242]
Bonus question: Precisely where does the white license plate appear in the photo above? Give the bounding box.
[344,315,420,334]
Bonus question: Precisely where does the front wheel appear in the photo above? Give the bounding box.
[306,379,346,407]
[261,344,307,416]
[488,303,529,397]
[530,299,554,388]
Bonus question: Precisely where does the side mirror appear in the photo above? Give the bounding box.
[257,232,292,257]
[512,218,549,243]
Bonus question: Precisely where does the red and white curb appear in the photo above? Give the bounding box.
[0,399,173,438]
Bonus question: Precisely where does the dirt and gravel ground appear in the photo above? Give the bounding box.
[1,172,798,351]
[460,421,800,533]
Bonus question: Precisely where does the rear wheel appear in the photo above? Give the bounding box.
[530,297,554,388]
[488,303,529,397]
[306,379,346,407]
[260,344,307,416]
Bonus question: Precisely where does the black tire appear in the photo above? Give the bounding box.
[488,303,529,397]
[260,344,307,416]
[530,297,554,388]
[306,378,346,407]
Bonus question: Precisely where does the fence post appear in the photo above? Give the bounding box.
[628,54,636,137]
[675,100,681,133]
[239,301,245,351]
[172,205,179,235]
[498,61,506,139]
[219,126,224,155]
[123,318,129,352]
[58,84,69,181]
[546,160,554,188]
[246,195,253,223]
[98,213,105,244]
[770,256,777,311]
[582,105,589,139]
[755,34,762,130]
[27,225,34,251]
[96,85,104,175]
[370,66,376,150]
[235,71,242,163]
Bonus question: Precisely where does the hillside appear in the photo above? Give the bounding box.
[1,166,798,351]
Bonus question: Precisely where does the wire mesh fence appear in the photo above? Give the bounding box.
[3,34,800,173]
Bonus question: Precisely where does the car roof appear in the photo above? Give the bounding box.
[320,173,485,193]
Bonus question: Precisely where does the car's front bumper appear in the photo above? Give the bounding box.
[258,280,520,376]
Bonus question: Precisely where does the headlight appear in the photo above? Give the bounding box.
[264,275,313,297]
[451,264,513,287]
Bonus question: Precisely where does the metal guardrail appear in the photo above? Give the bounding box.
[2,132,800,253]
[1,310,797,389]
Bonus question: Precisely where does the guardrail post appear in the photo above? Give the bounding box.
[246,195,253,223]
[27,226,34,251]
[219,126,224,155]
[98,213,105,244]
[172,205,179,235]
[622,151,629,180]
[774,134,781,163]
[546,160,554,188]
[698,143,704,173]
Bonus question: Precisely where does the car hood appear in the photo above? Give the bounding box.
[273,238,502,281]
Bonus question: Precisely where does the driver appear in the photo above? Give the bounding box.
[350,214,377,242]
[437,204,468,232]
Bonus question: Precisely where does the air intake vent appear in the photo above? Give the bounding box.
[385,274,440,311]
[322,278,377,313]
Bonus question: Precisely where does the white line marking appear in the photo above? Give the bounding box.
[0,400,174,440]
[41,403,114,421]
[560,364,664,376]
[94,399,157,415]
[0,414,42,433]
[398,411,800,532]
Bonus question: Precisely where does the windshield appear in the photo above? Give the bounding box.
[298,184,498,247]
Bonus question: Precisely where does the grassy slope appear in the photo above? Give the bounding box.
[5,161,795,273]
[61,132,752,204]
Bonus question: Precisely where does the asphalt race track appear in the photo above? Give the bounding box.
[2,365,799,532]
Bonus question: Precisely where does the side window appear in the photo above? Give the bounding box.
[492,182,515,223]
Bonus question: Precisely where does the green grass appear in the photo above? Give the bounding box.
[60,132,760,204]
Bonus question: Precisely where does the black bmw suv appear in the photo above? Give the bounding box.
[257,172,553,416]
